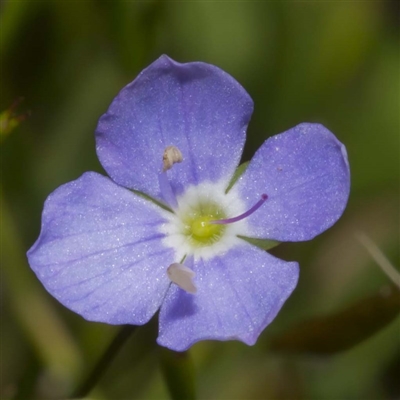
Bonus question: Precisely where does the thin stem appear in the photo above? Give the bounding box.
[356,231,400,289]
[70,325,137,399]
[159,347,196,400]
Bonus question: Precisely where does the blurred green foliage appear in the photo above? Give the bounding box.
[1,1,399,399]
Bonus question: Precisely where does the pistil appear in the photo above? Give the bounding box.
[211,194,268,225]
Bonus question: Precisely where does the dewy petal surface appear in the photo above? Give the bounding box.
[234,123,350,241]
[157,243,299,351]
[27,172,174,325]
[95,55,253,202]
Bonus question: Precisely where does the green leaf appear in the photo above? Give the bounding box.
[0,193,83,383]
[159,347,196,400]
[0,98,29,140]
[132,189,173,213]
[270,286,400,355]
[238,236,280,251]
[226,161,249,193]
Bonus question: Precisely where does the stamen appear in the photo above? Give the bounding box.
[163,146,183,171]
[159,146,183,209]
[211,194,268,225]
[159,173,178,209]
[167,263,197,294]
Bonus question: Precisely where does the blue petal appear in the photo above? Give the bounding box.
[96,55,253,201]
[27,172,174,325]
[234,123,350,241]
[157,243,298,351]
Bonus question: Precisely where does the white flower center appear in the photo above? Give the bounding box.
[161,180,249,261]
[157,146,268,293]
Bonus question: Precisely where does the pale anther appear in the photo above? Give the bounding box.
[167,263,197,294]
[163,146,183,171]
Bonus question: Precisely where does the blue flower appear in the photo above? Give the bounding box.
[27,55,350,351]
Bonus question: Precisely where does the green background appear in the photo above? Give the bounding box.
[1,1,399,399]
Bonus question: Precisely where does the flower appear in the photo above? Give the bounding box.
[27,55,350,351]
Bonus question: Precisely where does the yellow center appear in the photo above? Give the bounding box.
[191,216,220,239]
[182,202,226,247]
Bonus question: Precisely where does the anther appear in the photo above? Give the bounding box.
[167,263,197,294]
[211,194,268,225]
[163,146,183,172]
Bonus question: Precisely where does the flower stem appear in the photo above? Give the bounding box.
[71,325,137,399]
[159,347,196,400]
